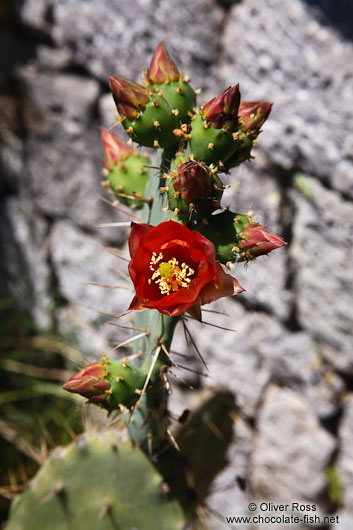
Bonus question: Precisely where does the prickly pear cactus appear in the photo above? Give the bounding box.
[6,430,186,530]
[6,40,287,530]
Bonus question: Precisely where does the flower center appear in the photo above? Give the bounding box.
[149,252,195,295]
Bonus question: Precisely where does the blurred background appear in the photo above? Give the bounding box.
[0,0,353,528]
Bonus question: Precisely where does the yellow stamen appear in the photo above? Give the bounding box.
[149,252,195,296]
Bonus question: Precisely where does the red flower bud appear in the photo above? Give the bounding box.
[109,76,150,120]
[238,101,272,134]
[147,42,180,85]
[100,127,134,169]
[238,223,286,258]
[173,161,212,202]
[202,84,240,130]
[128,220,244,317]
[62,361,110,402]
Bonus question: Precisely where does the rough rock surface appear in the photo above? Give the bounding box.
[220,0,353,198]
[290,177,353,373]
[338,395,353,513]
[1,0,353,527]
[251,385,335,500]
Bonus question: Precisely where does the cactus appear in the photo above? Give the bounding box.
[195,209,286,263]
[101,127,150,209]
[146,42,197,125]
[6,430,186,530]
[62,356,147,411]
[6,41,287,530]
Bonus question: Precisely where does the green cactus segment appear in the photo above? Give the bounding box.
[7,431,186,530]
[194,209,252,263]
[123,95,179,148]
[104,358,147,410]
[187,113,238,166]
[223,131,254,170]
[167,169,224,223]
[108,153,149,209]
[157,81,196,124]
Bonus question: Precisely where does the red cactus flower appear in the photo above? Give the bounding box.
[238,101,272,134]
[238,223,286,259]
[128,220,244,317]
[173,161,212,202]
[147,42,180,85]
[109,76,150,120]
[202,84,240,130]
[62,361,110,402]
[100,127,134,169]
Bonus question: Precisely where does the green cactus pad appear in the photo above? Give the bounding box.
[187,113,238,166]
[123,95,179,148]
[223,131,254,170]
[108,154,149,209]
[104,358,147,410]
[7,430,186,530]
[157,81,196,124]
[194,209,252,263]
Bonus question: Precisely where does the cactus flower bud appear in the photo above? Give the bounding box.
[63,358,147,411]
[109,76,149,120]
[62,361,110,402]
[238,222,285,258]
[238,101,272,134]
[101,127,134,169]
[173,161,212,202]
[202,85,240,130]
[195,210,286,263]
[147,42,180,84]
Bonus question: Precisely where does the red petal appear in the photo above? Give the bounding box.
[128,222,153,257]
[200,263,244,305]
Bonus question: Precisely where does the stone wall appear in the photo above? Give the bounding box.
[1,0,353,527]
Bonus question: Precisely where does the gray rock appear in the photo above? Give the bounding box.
[50,220,134,359]
[290,177,353,373]
[52,0,223,92]
[223,161,290,319]
[337,394,353,513]
[19,0,54,34]
[16,67,132,234]
[250,385,335,500]
[172,298,343,419]
[219,0,353,197]
[0,198,52,329]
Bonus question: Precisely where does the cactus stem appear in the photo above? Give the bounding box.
[132,345,162,414]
